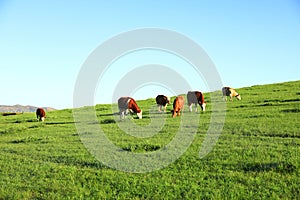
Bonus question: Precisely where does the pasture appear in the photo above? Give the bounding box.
[0,81,299,199]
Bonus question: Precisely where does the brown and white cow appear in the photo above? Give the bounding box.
[171,96,184,118]
[118,97,142,119]
[187,91,206,112]
[156,95,170,112]
[222,87,241,101]
[36,108,46,122]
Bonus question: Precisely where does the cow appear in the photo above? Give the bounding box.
[187,91,206,112]
[36,108,46,122]
[156,95,170,112]
[222,87,241,101]
[118,97,142,119]
[171,96,184,118]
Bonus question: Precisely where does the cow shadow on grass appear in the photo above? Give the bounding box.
[95,110,207,123]
[13,119,38,123]
[98,112,152,118]
[97,112,119,117]
[45,121,75,125]
[13,119,76,125]
[100,119,116,124]
[98,112,154,122]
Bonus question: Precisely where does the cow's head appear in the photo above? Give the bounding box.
[198,100,207,111]
[40,117,45,122]
[236,94,241,100]
[171,110,179,118]
[137,110,142,119]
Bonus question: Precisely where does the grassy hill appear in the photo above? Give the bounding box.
[0,81,299,199]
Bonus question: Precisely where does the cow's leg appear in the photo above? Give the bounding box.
[163,105,167,112]
[128,109,136,119]
[189,104,192,112]
[195,104,198,112]
[180,108,183,116]
[157,105,161,112]
[120,110,128,120]
[120,111,124,120]
[171,110,175,118]
[201,103,206,111]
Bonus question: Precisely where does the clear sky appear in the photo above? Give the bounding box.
[1,1,299,109]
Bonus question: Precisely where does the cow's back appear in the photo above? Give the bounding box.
[156,95,168,106]
[222,87,231,96]
[173,96,184,110]
[118,97,131,110]
[187,91,204,104]
[36,108,45,116]
[187,91,197,104]
[172,96,184,117]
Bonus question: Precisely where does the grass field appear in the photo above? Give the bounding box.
[0,81,299,199]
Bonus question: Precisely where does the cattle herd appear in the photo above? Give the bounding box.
[35,87,241,121]
[117,87,241,119]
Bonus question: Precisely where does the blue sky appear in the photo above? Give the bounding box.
[0,1,299,109]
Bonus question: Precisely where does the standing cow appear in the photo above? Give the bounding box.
[156,95,170,112]
[36,108,46,122]
[171,96,184,118]
[118,97,142,119]
[222,87,241,101]
[187,91,206,112]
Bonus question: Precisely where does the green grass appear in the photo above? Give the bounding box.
[0,81,299,199]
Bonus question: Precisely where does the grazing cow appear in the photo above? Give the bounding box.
[222,87,241,101]
[36,108,46,122]
[187,91,206,112]
[171,96,184,118]
[156,95,170,112]
[118,97,142,119]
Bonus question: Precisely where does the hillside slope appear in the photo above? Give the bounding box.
[0,80,299,199]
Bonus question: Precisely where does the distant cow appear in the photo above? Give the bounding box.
[187,91,206,112]
[36,108,46,122]
[222,87,241,101]
[171,96,184,118]
[156,95,170,112]
[118,97,142,119]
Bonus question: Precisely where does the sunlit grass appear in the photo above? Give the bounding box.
[0,80,299,199]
